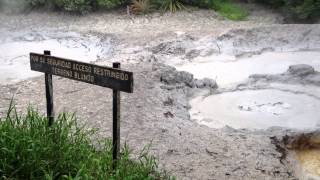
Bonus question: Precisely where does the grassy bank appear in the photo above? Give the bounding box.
[0,104,173,179]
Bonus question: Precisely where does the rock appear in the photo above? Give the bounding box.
[202,78,218,88]
[151,41,186,55]
[194,78,218,89]
[249,65,320,86]
[185,49,200,59]
[287,64,315,76]
[160,68,195,87]
[194,79,205,88]
[249,74,269,79]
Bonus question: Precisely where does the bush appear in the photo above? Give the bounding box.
[0,105,173,179]
[251,0,285,7]
[180,0,215,8]
[131,0,154,14]
[53,0,92,14]
[214,1,248,20]
[285,0,320,21]
[96,0,121,9]
[251,0,320,21]
[181,0,248,20]
[161,0,185,12]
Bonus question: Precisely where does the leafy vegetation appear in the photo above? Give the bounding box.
[161,0,185,13]
[54,0,92,14]
[251,0,320,21]
[96,0,122,9]
[131,0,153,14]
[0,0,318,21]
[0,104,173,179]
[213,1,248,20]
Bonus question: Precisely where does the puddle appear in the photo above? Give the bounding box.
[190,89,320,130]
[175,51,320,87]
[0,31,113,84]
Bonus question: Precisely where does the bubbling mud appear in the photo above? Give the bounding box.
[190,89,320,130]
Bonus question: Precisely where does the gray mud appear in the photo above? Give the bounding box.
[249,64,320,86]
[0,63,296,180]
[0,9,320,179]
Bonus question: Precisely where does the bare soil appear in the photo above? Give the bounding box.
[0,7,319,179]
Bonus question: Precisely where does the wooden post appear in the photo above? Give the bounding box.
[44,50,54,126]
[112,62,121,168]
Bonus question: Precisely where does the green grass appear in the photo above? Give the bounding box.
[0,103,173,180]
[213,1,248,21]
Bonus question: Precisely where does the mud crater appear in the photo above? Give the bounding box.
[0,30,114,84]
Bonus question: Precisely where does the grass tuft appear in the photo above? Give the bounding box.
[0,104,173,180]
[213,1,248,21]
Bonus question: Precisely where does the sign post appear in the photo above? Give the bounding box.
[112,62,121,168]
[44,51,54,126]
[30,51,133,167]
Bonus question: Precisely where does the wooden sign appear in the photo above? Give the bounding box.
[30,51,134,168]
[30,52,133,93]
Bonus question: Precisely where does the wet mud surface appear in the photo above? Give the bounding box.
[0,9,320,179]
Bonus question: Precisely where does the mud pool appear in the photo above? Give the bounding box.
[175,51,320,87]
[190,89,320,130]
[174,50,320,130]
[0,31,113,84]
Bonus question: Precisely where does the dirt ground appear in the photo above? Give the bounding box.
[0,6,319,179]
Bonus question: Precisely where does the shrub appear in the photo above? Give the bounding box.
[180,0,215,8]
[251,0,285,7]
[213,1,248,20]
[131,0,153,14]
[0,104,173,179]
[251,0,320,21]
[181,0,248,20]
[53,0,92,14]
[96,0,122,9]
[285,0,320,21]
[160,0,185,12]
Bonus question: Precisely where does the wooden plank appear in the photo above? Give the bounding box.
[30,53,134,93]
[44,51,55,126]
[112,62,121,168]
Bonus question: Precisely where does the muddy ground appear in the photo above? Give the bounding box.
[0,6,320,179]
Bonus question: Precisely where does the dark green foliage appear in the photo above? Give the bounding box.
[161,0,185,12]
[180,0,248,20]
[251,0,285,7]
[54,0,92,14]
[96,0,121,9]
[251,0,320,21]
[0,0,319,20]
[180,0,215,9]
[27,0,48,7]
[214,1,248,20]
[131,0,154,14]
[0,104,173,179]
[286,0,320,21]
